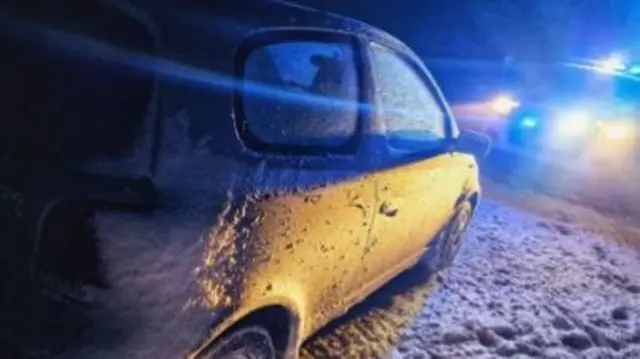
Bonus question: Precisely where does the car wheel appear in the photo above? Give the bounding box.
[421,201,473,273]
[440,201,473,267]
[202,326,276,359]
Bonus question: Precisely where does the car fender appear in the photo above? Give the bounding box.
[189,294,304,359]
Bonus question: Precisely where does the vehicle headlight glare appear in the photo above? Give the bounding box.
[556,112,590,136]
[596,54,626,73]
[602,123,632,140]
[491,95,520,115]
[521,117,537,128]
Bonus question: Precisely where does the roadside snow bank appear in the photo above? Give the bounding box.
[482,180,640,248]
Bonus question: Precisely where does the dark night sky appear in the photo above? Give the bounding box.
[293,0,638,63]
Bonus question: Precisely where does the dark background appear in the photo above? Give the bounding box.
[293,0,639,63]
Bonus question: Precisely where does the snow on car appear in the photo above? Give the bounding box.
[12,0,495,357]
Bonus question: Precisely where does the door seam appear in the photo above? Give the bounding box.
[362,179,380,259]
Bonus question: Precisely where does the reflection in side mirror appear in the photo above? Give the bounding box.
[310,51,341,67]
[455,130,492,159]
[242,41,359,149]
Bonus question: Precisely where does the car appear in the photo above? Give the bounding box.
[0,0,488,358]
[450,62,640,164]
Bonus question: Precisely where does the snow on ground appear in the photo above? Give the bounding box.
[479,180,640,250]
[301,191,640,359]
[393,198,640,359]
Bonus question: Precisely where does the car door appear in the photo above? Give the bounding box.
[354,43,470,290]
[235,30,375,331]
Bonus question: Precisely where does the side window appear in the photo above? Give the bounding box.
[240,39,360,151]
[371,44,446,152]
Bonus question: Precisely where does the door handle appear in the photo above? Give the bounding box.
[379,201,399,217]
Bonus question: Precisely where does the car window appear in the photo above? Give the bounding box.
[371,44,446,152]
[241,40,359,150]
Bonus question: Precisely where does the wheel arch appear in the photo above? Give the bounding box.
[194,303,301,359]
[453,189,480,214]
[468,191,480,212]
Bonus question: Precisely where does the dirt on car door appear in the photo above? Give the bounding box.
[353,154,466,291]
[230,169,376,335]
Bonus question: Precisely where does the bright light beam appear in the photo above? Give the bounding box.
[556,111,590,137]
[521,117,537,128]
[491,95,519,115]
[0,13,368,112]
[595,54,626,73]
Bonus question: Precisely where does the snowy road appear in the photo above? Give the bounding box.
[300,186,640,359]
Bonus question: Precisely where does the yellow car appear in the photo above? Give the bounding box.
[191,1,488,355]
[1,0,487,358]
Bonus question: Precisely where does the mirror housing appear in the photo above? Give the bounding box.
[454,130,492,159]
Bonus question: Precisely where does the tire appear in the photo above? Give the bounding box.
[440,201,473,267]
[201,326,276,359]
[421,201,474,273]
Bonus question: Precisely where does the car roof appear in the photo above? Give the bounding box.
[128,0,417,60]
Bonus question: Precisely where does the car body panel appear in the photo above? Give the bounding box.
[191,151,479,358]
[224,176,377,338]
[356,153,473,288]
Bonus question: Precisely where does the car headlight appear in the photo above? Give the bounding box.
[555,111,591,136]
[491,95,520,115]
[601,122,634,140]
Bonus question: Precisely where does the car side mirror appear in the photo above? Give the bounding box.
[454,130,492,159]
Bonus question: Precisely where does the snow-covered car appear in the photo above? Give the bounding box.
[0,0,489,358]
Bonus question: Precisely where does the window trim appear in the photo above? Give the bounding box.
[369,43,456,146]
[233,28,366,156]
